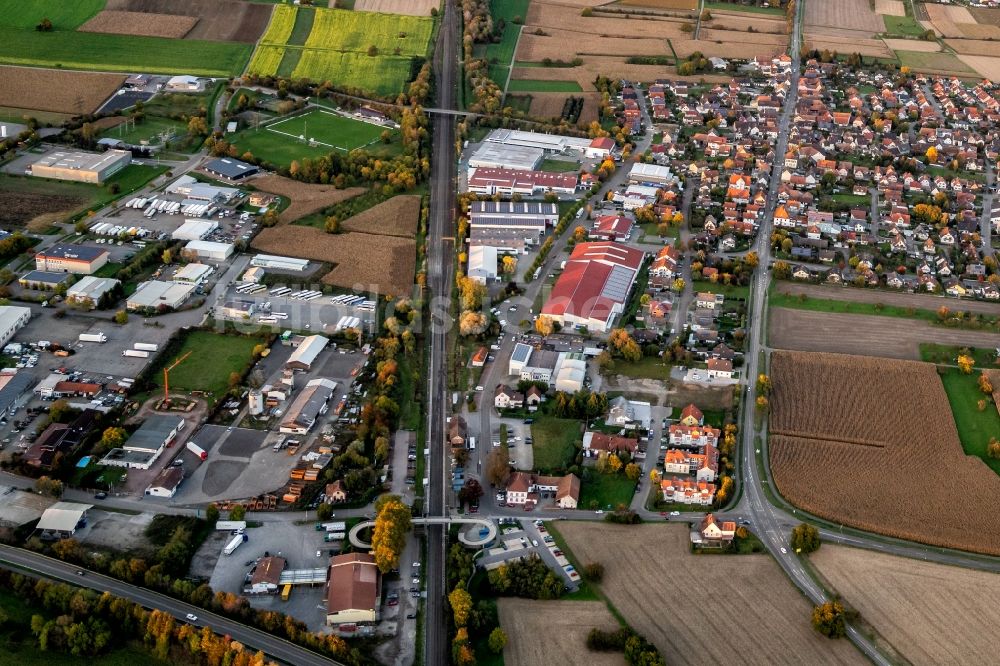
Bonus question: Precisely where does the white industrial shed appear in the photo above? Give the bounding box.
[251,254,309,271]
[36,502,92,538]
[183,240,234,262]
[172,219,218,241]
[467,245,498,284]
[286,335,329,371]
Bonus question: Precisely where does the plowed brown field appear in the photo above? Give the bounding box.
[104,0,271,42]
[805,0,885,33]
[340,195,420,237]
[497,599,625,666]
[353,0,438,16]
[250,175,364,224]
[812,545,1000,665]
[79,10,198,38]
[556,522,865,665]
[769,351,1000,556]
[945,38,1000,56]
[0,66,124,114]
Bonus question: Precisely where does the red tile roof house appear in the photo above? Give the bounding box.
[505,471,580,508]
[691,513,736,548]
[660,477,716,505]
[591,214,634,241]
[581,431,639,458]
[541,241,645,333]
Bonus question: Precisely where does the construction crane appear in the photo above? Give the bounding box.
[162,351,192,405]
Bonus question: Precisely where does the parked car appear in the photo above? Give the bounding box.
[185,614,198,622]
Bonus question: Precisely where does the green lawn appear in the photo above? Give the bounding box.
[768,290,939,322]
[705,2,784,15]
[539,158,580,173]
[578,470,637,511]
[605,355,672,380]
[150,331,261,396]
[484,0,530,87]
[267,109,389,151]
[939,367,1000,475]
[531,415,582,472]
[99,117,187,146]
[831,192,869,206]
[0,27,252,76]
[692,279,749,300]
[0,0,104,29]
[919,344,999,368]
[895,50,974,74]
[883,15,925,37]
[233,113,401,167]
[508,79,584,93]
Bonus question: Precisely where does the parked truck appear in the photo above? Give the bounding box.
[186,441,208,461]
[134,342,159,352]
[324,532,345,542]
[223,533,247,555]
[122,349,150,358]
[79,332,107,343]
[216,520,247,532]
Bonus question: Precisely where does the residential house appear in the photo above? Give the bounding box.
[581,431,639,459]
[660,477,716,505]
[494,384,524,410]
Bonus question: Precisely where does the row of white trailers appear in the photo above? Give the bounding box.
[123,197,217,218]
[267,287,324,301]
[88,221,153,238]
[334,315,361,332]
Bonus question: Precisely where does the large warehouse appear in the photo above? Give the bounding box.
[183,240,234,262]
[204,157,258,181]
[126,280,196,312]
[35,244,109,274]
[467,142,543,173]
[172,219,218,241]
[0,306,30,349]
[285,335,329,371]
[541,241,645,333]
[280,378,336,435]
[484,128,591,154]
[30,149,131,184]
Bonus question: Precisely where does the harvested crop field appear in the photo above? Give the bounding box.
[882,38,940,52]
[0,175,92,227]
[556,522,864,665]
[674,37,784,59]
[103,0,272,42]
[970,6,1000,26]
[497,599,625,666]
[340,196,420,237]
[898,50,974,73]
[79,10,198,38]
[353,0,439,15]
[804,34,894,58]
[945,38,1000,56]
[250,175,364,224]
[812,545,1000,665]
[0,66,124,114]
[874,0,905,17]
[957,54,1000,79]
[769,308,1000,360]
[922,3,1000,38]
[620,0,697,8]
[804,0,884,33]
[527,3,689,39]
[251,227,415,297]
[769,351,1000,556]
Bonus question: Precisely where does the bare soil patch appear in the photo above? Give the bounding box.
[556,522,865,665]
[924,3,981,38]
[497,599,625,666]
[768,307,1000,359]
[104,0,272,42]
[804,0,884,33]
[79,10,198,38]
[0,191,87,227]
[0,66,124,114]
[812,545,1000,665]
[945,38,1000,56]
[340,195,421,237]
[953,22,1000,39]
[957,54,1000,79]
[250,174,364,224]
[769,351,1000,556]
[874,0,905,17]
[354,0,439,16]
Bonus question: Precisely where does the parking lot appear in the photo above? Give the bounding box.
[213,284,378,335]
[496,417,533,471]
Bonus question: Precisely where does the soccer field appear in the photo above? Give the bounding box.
[266,110,387,151]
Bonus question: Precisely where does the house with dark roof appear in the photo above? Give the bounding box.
[204,157,258,181]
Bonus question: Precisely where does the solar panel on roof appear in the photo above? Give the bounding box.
[601,265,635,303]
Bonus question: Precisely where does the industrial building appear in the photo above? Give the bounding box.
[469,201,559,225]
[166,174,240,202]
[220,300,255,319]
[172,263,212,285]
[0,369,33,420]
[67,276,120,309]
[35,244,109,274]
[165,75,202,92]
[126,280,196,312]
[467,245,498,284]
[0,306,31,348]
[541,241,644,333]
[204,157,258,181]
[100,415,185,470]
[508,343,560,383]
[285,335,329,371]
[325,553,381,626]
[467,142,543,173]
[484,128,591,155]
[30,149,131,184]
[280,378,336,435]
[552,352,587,393]
[467,167,578,196]
[35,502,92,539]
[251,254,310,271]
[18,271,71,290]
[627,162,676,187]
[0,485,55,532]
[172,219,218,241]
[145,466,184,498]
[182,240,234,262]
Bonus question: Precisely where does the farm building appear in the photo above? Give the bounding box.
[29,149,131,184]
[251,254,310,271]
[468,142,543,173]
[541,241,644,333]
[285,335,329,371]
[18,271,72,290]
[220,300,255,319]
[35,244,109,275]
[484,128,591,155]
[280,378,336,435]
[183,240,234,262]
[100,415,185,470]
[145,466,184,498]
[467,245,498,284]
[172,219,219,241]
[0,306,31,347]
[166,175,240,202]
[126,280,196,312]
[467,167,578,196]
[204,157,259,181]
[172,263,212,285]
[67,276,120,309]
[325,553,381,626]
[165,75,203,92]
[35,502,92,540]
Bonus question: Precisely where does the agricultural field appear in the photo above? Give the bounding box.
[355,0,440,16]
[497,599,626,666]
[874,0,905,17]
[339,195,421,237]
[478,0,530,88]
[620,0,696,8]
[508,80,584,93]
[812,545,1000,665]
[939,367,1000,475]
[79,10,199,38]
[150,332,260,397]
[923,3,1000,39]
[804,0,884,34]
[293,52,415,96]
[895,50,974,75]
[772,281,1000,317]
[252,226,416,297]
[882,14,926,37]
[0,0,105,29]
[0,175,91,228]
[251,174,365,224]
[556,522,865,665]
[769,351,1000,556]
[0,66,124,115]
[956,54,1000,79]
[882,38,940,52]
[103,0,273,42]
[804,34,894,58]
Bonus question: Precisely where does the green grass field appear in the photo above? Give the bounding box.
[293,51,416,96]
[919,344,999,368]
[99,117,188,146]
[539,158,580,173]
[0,0,104,29]
[939,367,1000,475]
[768,290,940,322]
[895,50,974,74]
[531,415,581,472]
[604,355,672,380]
[483,0,530,87]
[268,109,388,149]
[578,470,637,511]
[508,79,584,93]
[692,279,749,300]
[151,332,260,396]
[705,2,783,15]
[0,27,252,76]
[883,15,925,37]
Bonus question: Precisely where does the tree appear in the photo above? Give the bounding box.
[371,495,412,573]
[790,522,821,554]
[502,255,517,274]
[228,371,242,388]
[448,584,473,627]
[161,249,173,265]
[49,399,73,423]
[459,310,487,336]
[534,315,554,337]
[811,601,848,638]
[978,372,993,395]
[36,17,53,31]
[205,503,220,525]
[773,260,791,279]
[925,146,938,163]
[316,503,333,521]
[957,354,975,374]
[229,504,246,521]
[625,462,641,481]
[34,476,63,498]
[187,116,209,136]
[573,225,588,242]
[113,310,128,325]
[755,395,769,414]
[325,216,340,234]
[100,427,127,451]
[458,478,483,507]
[486,447,511,487]
[988,438,1000,460]
[488,627,507,653]
[744,251,759,268]
[607,453,623,474]
[756,373,772,395]
[582,562,604,582]
[672,277,686,293]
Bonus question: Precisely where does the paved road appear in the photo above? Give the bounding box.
[0,545,342,666]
